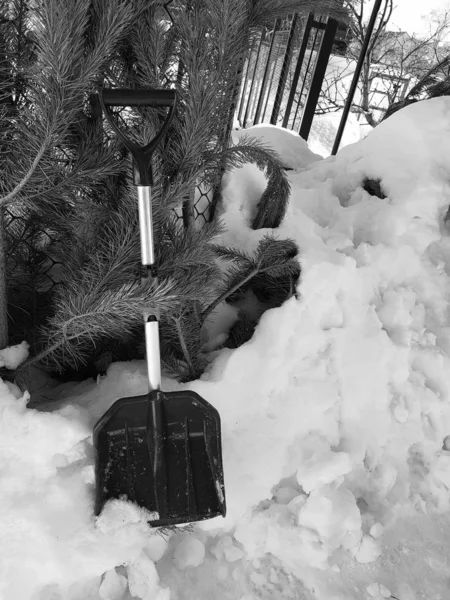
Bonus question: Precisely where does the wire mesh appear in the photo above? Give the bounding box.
[4,206,62,294]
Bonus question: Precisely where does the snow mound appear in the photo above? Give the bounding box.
[233,123,323,170]
[308,110,367,157]
[3,97,450,600]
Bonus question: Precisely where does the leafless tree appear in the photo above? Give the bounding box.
[318,1,450,126]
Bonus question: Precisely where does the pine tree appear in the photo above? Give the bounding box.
[0,0,349,388]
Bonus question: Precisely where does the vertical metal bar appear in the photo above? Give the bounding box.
[254,19,280,124]
[282,13,314,128]
[242,29,266,127]
[331,0,382,155]
[138,186,155,266]
[236,57,251,124]
[271,13,298,125]
[237,34,257,124]
[137,186,162,391]
[299,16,339,141]
[292,19,323,128]
[261,45,280,121]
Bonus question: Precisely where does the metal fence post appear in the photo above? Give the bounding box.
[331,0,382,155]
[282,13,314,128]
[270,14,298,125]
[237,34,258,125]
[242,30,266,127]
[299,16,339,140]
[292,18,324,127]
[254,19,280,124]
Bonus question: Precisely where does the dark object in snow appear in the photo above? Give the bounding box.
[381,99,418,122]
[363,178,386,199]
[94,88,226,527]
[226,311,257,349]
[444,206,450,224]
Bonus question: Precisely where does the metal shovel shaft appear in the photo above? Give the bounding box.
[137,186,156,267]
[137,185,162,392]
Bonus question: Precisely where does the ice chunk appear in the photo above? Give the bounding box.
[126,552,169,600]
[173,537,205,569]
[296,451,352,493]
[296,487,362,552]
[224,544,245,563]
[369,523,384,539]
[366,583,391,598]
[144,535,168,562]
[355,535,381,563]
[99,569,127,600]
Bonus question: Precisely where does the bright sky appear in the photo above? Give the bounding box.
[390,0,450,34]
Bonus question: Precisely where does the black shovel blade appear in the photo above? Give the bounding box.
[93,390,226,527]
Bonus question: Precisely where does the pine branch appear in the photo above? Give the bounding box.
[210,244,253,266]
[0,127,53,207]
[25,278,178,373]
[203,264,259,318]
[203,235,299,320]
[172,315,196,379]
[204,136,291,229]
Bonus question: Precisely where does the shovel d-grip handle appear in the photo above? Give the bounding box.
[99,88,176,185]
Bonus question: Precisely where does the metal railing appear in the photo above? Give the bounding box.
[236,13,348,140]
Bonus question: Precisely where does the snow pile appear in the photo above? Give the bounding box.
[232,124,323,170]
[0,341,29,370]
[308,110,369,157]
[2,97,450,599]
[0,381,171,599]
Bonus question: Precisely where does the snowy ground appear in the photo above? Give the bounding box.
[307,110,370,158]
[2,97,450,600]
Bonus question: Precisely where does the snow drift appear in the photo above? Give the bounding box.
[2,97,450,600]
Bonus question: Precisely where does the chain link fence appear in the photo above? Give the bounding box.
[4,11,350,300]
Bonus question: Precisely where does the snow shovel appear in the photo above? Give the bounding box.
[93,88,226,527]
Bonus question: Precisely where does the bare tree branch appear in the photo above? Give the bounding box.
[320,1,450,126]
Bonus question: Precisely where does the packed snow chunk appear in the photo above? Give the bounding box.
[354,535,381,564]
[223,543,245,563]
[296,450,352,493]
[432,453,450,490]
[233,124,323,170]
[99,569,127,600]
[95,499,159,534]
[296,487,362,554]
[0,340,29,369]
[376,289,414,331]
[126,552,169,600]
[369,522,384,539]
[366,582,392,598]
[273,486,299,505]
[250,571,267,587]
[211,535,245,562]
[173,536,206,570]
[144,535,168,562]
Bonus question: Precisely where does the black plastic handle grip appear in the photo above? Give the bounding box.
[101,88,176,108]
[99,87,177,185]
